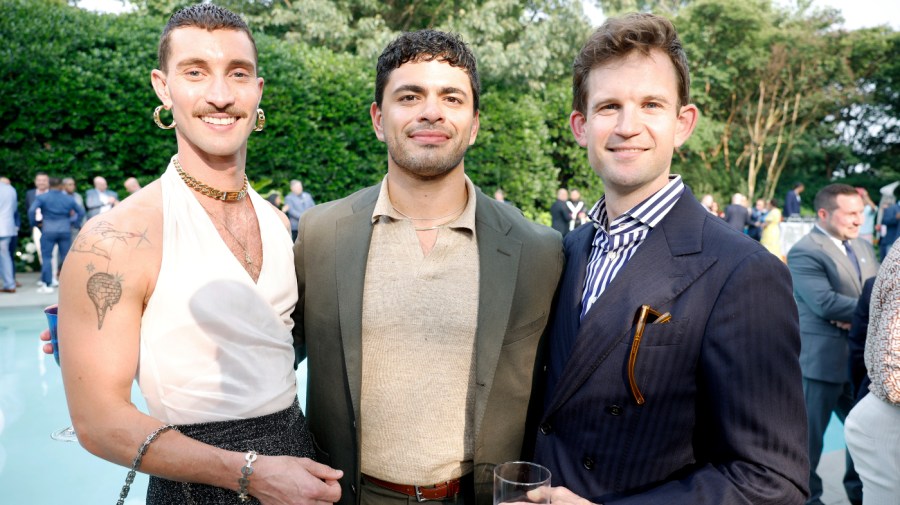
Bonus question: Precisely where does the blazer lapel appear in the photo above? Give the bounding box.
[810,228,862,293]
[545,192,717,416]
[472,191,522,442]
[334,185,379,420]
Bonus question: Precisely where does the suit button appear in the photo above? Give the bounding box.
[582,457,595,470]
[606,405,623,416]
[350,484,356,494]
[539,422,553,435]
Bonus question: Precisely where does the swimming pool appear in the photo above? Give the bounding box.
[0,306,308,504]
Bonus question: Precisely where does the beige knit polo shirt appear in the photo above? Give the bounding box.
[360,175,479,485]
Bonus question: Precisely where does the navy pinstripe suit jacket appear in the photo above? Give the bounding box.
[531,187,809,504]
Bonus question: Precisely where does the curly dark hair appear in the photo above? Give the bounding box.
[375,29,480,112]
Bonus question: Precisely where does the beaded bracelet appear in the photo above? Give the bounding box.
[117,424,178,505]
[238,450,258,502]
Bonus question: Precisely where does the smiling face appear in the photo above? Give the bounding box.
[570,49,697,207]
[150,27,263,163]
[819,193,864,241]
[370,59,479,180]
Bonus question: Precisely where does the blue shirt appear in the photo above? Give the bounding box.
[28,190,84,234]
[284,191,316,231]
[580,176,685,319]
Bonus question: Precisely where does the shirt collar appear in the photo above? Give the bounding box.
[586,175,685,233]
[371,174,477,233]
[815,224,847,248]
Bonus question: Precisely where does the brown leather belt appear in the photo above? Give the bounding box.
[363,474,462,502]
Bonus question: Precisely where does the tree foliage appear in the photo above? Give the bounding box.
[2,0,898,227]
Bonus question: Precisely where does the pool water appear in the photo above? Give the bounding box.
[0,306,308,504]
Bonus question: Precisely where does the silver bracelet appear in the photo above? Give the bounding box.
[117,424,178,505]
[238,450,258,502]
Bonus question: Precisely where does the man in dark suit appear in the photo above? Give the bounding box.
[550,187,570,236]
[785,182,805,219]
[531,13,809,504]
[723,192,750,232]
[294,30,562,505]
[787,183,879,505]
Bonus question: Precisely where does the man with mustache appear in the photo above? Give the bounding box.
[293,30,563,505]
[48,4,342,504]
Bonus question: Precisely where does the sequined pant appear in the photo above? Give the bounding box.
[146,398,314,504]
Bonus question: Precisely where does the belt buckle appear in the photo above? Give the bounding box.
[414,485,427,503]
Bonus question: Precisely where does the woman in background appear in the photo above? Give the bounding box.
[760,199,783,260]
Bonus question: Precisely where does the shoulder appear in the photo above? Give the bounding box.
[302,184,378,227]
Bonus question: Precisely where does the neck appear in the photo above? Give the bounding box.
[386,165,468,220]
[175,140,248,190]
[603,177,670,221]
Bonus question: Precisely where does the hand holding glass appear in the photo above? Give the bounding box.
[45,304,77,442]
[494,461,551,505]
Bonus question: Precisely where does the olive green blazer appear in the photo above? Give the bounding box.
[292,182,563,505]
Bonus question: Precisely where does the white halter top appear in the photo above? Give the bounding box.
[138,161,299,424]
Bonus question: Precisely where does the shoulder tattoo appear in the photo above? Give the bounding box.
[71,221,151,329]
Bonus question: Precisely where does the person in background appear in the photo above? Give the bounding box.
[26,172,51,285]
[532,13,807,504]
[761,198,783,259]
[566,189,586,231]
[724,192,751,233]
[784,181,804,219]
[124,177,142,195]
[494,188,510,204]
[27,177,83,294]
[266,192,283,209]
[857,187,876,245]
[84,176,119,219]
[879,198,899,261]
[0,176,20,288]
[700,193,716,214]
[550,187,570,237]
[788,183,879,505]
[62,177,86,234]
[283,179,314,242]
[845,242,900,505]
[748,197,767,241]
[0,177,17,293]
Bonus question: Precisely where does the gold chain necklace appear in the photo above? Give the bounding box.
[173,156,248,201]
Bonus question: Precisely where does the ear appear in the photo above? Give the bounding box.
[569,110,588,147]
[674,103,699,148]
[150,69,171,108]
[257,76,265,104]
[370,102,385,142]
[468,110,480,146]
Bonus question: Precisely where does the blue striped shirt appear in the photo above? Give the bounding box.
[580,176,685,319]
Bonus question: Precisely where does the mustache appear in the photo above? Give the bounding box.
[406,124,453,136]
[192,106,249,119]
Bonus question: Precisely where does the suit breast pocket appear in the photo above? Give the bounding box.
[636,318,688,347]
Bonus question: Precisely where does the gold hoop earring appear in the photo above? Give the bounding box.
[154,106,176,130]
[254,108,266,132]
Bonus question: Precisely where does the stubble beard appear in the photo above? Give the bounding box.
[387,139,469,180]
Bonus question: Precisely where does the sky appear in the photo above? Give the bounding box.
[76,0,900,30]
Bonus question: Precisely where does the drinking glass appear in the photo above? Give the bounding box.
[45,304,77,442]
[493,461,551,505]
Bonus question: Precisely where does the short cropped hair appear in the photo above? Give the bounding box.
[572,13,690,114]
[375,29,480,112]
[158,4,256,73]
[814,183,859,214]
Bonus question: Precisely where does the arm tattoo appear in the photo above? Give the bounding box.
[72,221,151,329]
